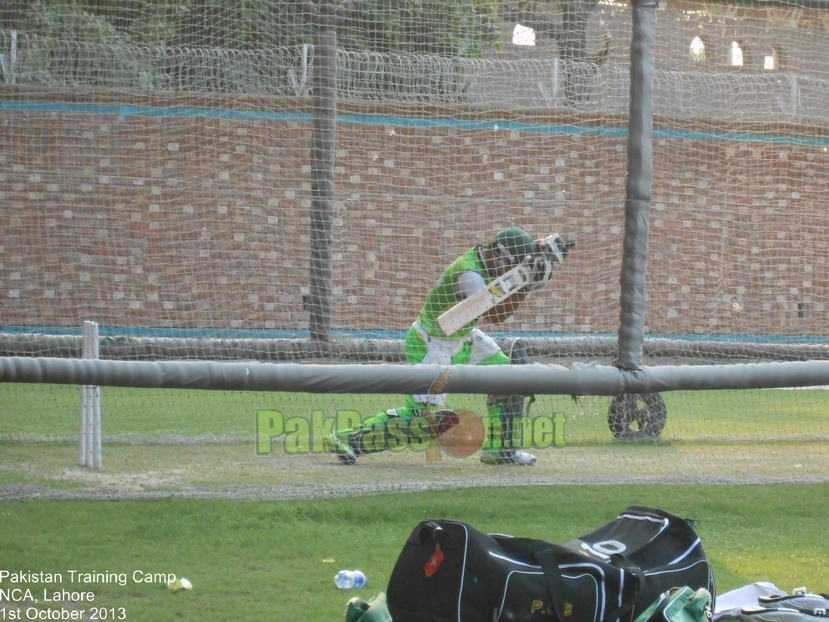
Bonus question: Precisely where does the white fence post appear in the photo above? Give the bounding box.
[79,321,102,468]
[0,30,17,85]
[78,344,88,466]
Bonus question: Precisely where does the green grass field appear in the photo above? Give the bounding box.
[1,383,827,495]
[0,485,827,621]
[3,383,829,442]
[1,384,828,620]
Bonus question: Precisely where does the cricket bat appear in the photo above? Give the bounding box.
[437,263,533,336]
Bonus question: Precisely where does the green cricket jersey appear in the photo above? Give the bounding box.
[416,247,490,340]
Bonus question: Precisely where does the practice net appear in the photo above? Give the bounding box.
[1,0,828,499]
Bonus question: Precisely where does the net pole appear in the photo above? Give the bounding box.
[308,0,337,343]
[78,324,89,467]
[616,0,657,371]
[91,322,102,469]
[79,321,101,469]
[6,30,17,85]
[85,322,94,468]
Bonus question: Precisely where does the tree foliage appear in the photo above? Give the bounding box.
[1,0,502,57]
[337,0,501,57]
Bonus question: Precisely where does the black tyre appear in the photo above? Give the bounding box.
[607,393,667,440]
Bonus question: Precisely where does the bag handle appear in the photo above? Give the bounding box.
[418,521,445,545]
[535,548,569,622]
[535,548,644,622]
[605,553,645,622]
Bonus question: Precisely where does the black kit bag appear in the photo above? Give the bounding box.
[387,505,716,622]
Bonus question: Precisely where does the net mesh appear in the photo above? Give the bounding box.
[2,384,827,501]
[1,0,828,498]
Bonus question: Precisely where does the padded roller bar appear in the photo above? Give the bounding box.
[3,356,829,395]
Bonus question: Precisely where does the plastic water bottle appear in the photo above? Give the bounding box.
[334,570,367,589]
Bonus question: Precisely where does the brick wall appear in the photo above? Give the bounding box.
[1,95,828,337]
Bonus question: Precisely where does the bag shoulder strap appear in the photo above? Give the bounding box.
[608,554,646,622]
[535,547,569,622]
[535,548,645,622]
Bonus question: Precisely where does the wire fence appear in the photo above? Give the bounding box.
[3,30,828,126]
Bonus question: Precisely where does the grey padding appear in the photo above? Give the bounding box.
[617,0,657,371]
[4,356,829,395]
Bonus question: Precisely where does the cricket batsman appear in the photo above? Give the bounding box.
[326,227,574,465]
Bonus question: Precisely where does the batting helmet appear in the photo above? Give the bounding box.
[493,228,536,265]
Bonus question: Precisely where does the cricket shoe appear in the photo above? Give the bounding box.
[323,432,357,465]
[737,606,827,622]
[759,592,829,616]
[480,449,537,466]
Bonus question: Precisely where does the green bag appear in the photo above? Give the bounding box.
[344,592,392,622]
[635,587,713,622]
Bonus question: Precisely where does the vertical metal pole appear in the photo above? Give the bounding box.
[10,30,17,85]
[85,322,94,467]
[91,322,102,469]
[86,384,94,467]
[302,44,309,88]
[616,0,657,371]
[78,325,89,466]
[79,321,102,468]
[789,74,799,121]
[308,0,337,344]
[552,58,559,102]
